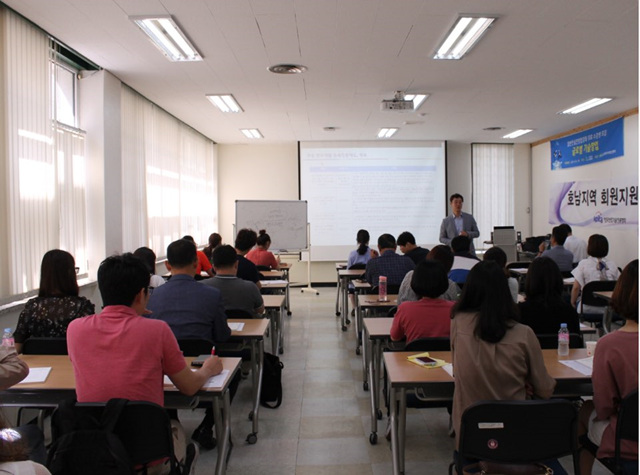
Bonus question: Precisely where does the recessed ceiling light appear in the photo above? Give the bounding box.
[268,64,308,74]
[404,94,429,110]
[559,98,612,115]
[323,127,339,132]
[434,16,496,60]
[131,16,202,62]
[240,129,263,139]
[377,128,398,139]
[503,129,533,139]
[206,94,243,113]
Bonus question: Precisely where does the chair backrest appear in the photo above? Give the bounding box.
[457,399,579,474]
[615,389,639,465]
[368,284,400,295]
[54,400,178,473]
[387,306,398,318]
[256,265,271,271]
[535,333,584,349]
[348,263,366,270]
[580,280,617,311]
[22,337,68,355]
[225,308,254,319]
[177,338,213,356]
[404,337,451,352]
[506,261,530,270]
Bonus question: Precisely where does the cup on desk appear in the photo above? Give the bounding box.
[586,341,597,357]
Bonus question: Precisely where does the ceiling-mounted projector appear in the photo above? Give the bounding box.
[380,91,414,111]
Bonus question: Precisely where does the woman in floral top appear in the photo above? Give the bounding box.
[14,250,94,354]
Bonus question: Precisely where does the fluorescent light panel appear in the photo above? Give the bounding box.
[206,95,243,113]
[559,98,612,115]
[434,16,496,60]
[404,94,429,110]
[503,129,533,139]
[378,128,398,139]
[241,129,263,139]
[131,16,202,62]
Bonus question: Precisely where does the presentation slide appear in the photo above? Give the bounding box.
[299,141,447,261]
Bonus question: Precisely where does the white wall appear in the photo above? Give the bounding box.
[531,114,638,268]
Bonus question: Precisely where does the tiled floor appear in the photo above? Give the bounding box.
[181,287,607,475]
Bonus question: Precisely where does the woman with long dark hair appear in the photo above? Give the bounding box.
[519,257,580,334]
[346,229,375,311]
[202,233,222,265]
[450,261,556,465]
[14,250,94,354]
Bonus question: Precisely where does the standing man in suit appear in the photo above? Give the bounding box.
[439,193,480,254]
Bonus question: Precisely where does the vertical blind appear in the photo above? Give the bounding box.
[472,143,514,250]
[121,85,218,257]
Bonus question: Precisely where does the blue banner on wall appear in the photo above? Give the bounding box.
[551,117,624,170]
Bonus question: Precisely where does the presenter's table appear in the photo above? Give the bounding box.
[385,349,593,475]
[2,355,241,475]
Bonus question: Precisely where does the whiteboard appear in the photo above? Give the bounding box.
[235,200,308,252]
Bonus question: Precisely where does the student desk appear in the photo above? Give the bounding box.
[358,296,397,385]
[260,279,290,318]
[510,268,575,287]
[262,294,286,355]
[228,318,268,443]
[334,262,347,316]
[2,355,241,475]
[278,263,292,315]
[337,269,366,331]
[385,349,593,475]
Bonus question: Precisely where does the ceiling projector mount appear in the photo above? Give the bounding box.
[381,91,414,111]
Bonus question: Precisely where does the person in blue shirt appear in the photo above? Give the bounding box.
[365,234,415,289]
[538,225,574,273]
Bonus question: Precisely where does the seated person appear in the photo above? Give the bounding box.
[448,236,479,284]
[390,261,455,343]
[397,231,429,265]
[398,245,459,304]
[147,239,232,450]
[364,233,415,288]
[67,253,222,473]
[201,245,265,318]
[182,235,214,279]
[202,232,222,266]
[133,246,165,290]
[518,257,580,334]
[559,224,587,264]
[234,229,262,288]
[347,229,376,312]
[246,230,280,270]
[571,234,620,314]
[538,225,574,273]
[451,261,560,472]
[14,249,95,354]
[483,246,518,302]
[578,259,638,474]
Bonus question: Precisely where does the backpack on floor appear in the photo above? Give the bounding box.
[47,398,134,475]
[260,352,284,408]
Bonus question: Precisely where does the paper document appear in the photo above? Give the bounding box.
[260,280,288,285]
[441,363,454,378]
[17,367,51,384]
[164,369,230,389]
[228,322,245,331]
[560,357,593,376]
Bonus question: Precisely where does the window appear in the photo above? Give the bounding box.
[472,143,514,250]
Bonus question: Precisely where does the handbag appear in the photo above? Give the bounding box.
[462,461,553,475]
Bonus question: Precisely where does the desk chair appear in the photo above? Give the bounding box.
[535,333,584,349]
[18,337,69,427]
[578,280,618,330]
[256,265,271,272]
[581,389,638,475]
[450,399,580,475]
[50,399,181,474]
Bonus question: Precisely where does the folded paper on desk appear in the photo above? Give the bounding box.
[228,322,245,331]
[560,357,593,376]
[164,369,230,388]
[407,352,448,369]
[17,367,51,384]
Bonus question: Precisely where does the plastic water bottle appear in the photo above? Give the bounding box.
[378,276,388,301]
[1,328,14,347]
[558,323,569,356]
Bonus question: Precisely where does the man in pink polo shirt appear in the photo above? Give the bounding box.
[67,253,222,474]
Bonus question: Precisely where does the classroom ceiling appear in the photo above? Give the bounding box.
[4,0,638,145]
